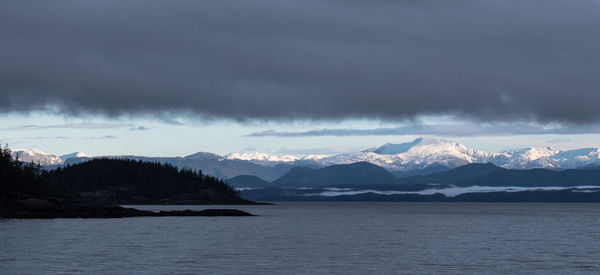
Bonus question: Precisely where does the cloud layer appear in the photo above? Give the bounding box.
[1,0,600,123]
[2,122,134,130]
[248,124,600,137]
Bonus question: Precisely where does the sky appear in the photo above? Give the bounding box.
[1,0,600,157]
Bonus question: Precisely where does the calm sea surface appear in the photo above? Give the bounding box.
[2,202,600,274]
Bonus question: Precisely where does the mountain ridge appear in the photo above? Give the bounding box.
[272,162,397,187]
[14,137,600,180]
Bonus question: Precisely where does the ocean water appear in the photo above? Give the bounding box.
[2,202,600,274]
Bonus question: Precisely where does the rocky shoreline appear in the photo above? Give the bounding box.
[0,199,254,219]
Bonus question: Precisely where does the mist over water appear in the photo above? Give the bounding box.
[305,186,600,197]
[2,203,600,274]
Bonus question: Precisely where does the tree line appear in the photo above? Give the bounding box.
[1,146,243,203]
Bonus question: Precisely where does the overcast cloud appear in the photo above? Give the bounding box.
[1,0,600,123]
[248,124,600,137]
[2,122,134,130]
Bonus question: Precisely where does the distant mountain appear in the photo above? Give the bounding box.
[272,162,397,187]
[316,138,500,171]
[393,163,502,186]
[397,163,600,187]
[239,162,600,202]
[44,151,291,181]
[498,147,560,169]
[11,149,63,166]
[226,175,270,188]
[368,138,428,154]
[10,149,90,167]
[463,168,600,187]
[225,138,600,172]
[225,152,328,167]
[249,161,600,190]
[109,154,289,182]
[224,152,298,166]
[184,152,222,161]
[19,137,600,181]
[581,163,600,170]
[59,151,88,161]
[391,163,452,178]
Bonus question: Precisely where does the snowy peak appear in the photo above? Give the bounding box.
[503,147,560,161]
[59,151,89,161]
[549,148,600,168]
[9,137,600,173]
[301,154,329,161]
[225,152,299,163]
[366,137,467,156]
[319,137,495,171]
[496,147,561,169]
[367,138,424,154]
[554,148,599,159]
[11,149,63,166]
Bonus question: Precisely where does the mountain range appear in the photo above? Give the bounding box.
[238,162,600,202]
[12,137,600,181]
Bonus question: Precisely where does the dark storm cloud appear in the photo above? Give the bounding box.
[1,0,600,123]
[248,124,600,137]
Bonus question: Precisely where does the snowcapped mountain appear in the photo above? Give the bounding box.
[319,138,501,171]
[221,138,600,172]
[11,149,63,166]
[224,152,332,166]
[553,148,600,168]
[59,151,89,161]
[301,155,329,161]
[364,138,426,154]
[495,147,560,169]
[225,152,298,166]
[497,147,600,169]
[11,149,90,166]
[11,138,600,181]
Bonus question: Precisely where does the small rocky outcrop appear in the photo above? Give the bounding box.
[0,199,254,219]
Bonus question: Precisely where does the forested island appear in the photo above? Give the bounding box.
[0,146,254,218]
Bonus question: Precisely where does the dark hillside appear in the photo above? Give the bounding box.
[1,148,255,218]
[0,146,51,200]
[227,175,270,188]
[273,162,397,187]
[48,158,249,204]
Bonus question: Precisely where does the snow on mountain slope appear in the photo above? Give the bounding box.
[552,148,600,168]
[225,152,298,165]
[320,137,502,171]
[496,147,561,169]
[218,138,600,171]
[485,147,600,169]
[12,149,63,166]
[59,151,89,161]
[301,155,329,161]
[15,137,600,175]
[365,138,425,154]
